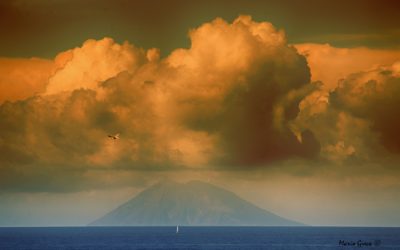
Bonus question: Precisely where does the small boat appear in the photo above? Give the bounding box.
[176,225,179,234]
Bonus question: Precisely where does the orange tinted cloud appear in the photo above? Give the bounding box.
[332,61,400,153]
[295,43,400,90]
[291,44,400,162]
[0,16,320,191]
[3,16,400,193]
[0,58,54,103]
[293,60,400,162]
[46,38,146,95]
[165,16,318,166]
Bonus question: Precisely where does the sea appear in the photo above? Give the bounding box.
[0,227,399,250]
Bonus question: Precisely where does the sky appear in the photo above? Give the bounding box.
[0,0,400,226]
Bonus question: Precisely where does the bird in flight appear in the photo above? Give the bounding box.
[108,133,120,140]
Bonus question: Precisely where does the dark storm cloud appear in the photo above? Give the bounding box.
[185,59,320,166]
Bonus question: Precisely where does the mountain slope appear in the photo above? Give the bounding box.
[89,180,303,226]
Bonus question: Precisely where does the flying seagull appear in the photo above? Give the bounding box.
[108,133,120,140]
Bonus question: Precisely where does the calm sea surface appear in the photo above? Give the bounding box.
[0,227,399,250]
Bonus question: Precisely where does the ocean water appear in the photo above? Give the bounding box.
[0,227,399,250]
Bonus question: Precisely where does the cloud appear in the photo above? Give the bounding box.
[5,18,400,193]
[0,37,144,103]
[166,16,319,166]
[294,43,400,90]
[0,16,322,192]
[0,57,54,103]
[331,61,400,154]
[290,44,400,163]
[292,60,400,163]
[45,38,146,95]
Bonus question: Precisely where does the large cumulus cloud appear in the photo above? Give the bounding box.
[2,16,400,193]
[165,16,319,166]
[332,62,400,154]
[292,58,400,163]
[290,44,400,163]
[0,16,320,191]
